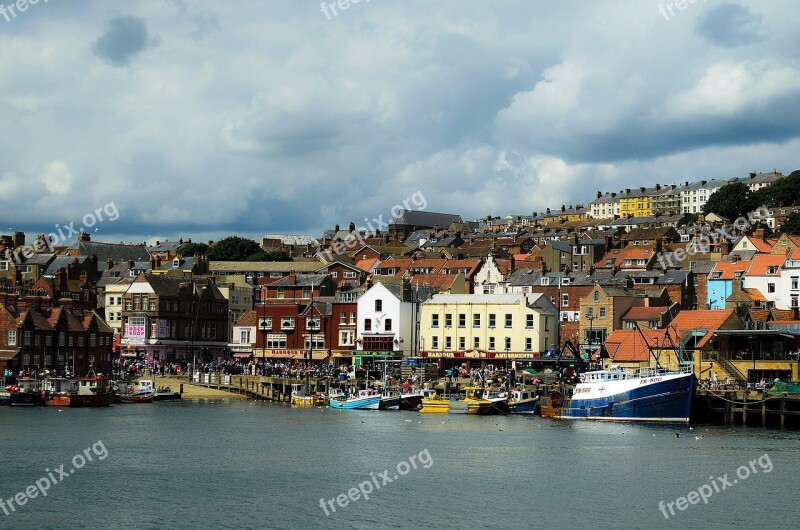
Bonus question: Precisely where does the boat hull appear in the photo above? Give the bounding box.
[420,397,451,413]
[10,393,44,406]
[154,392,182,401]
[0,391,11,406]
[379,396,401,410]
[509,398,539,414]
[549,372,695,423]
[46,393,114,408]
[329,395,381,410]
[399,393,423,411]
[116,392,155,404]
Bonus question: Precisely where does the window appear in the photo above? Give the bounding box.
[68,337,74,347]
[280,317,295,330]
[277,288,285,299]
[525,338,532,351]
[431,314,439,328]
[8,331,16,346]
[340,311,347,324]
[270,272,282,278]
[78,337,85,347]
[240,329,251,343]
[488,337,495,350]
[375,299,382,312]
[267,334,287,349]
[593,290,600,302]
[445,337,452,350]
[35,335,41,347]
[504,337,511,351]
[125,300,132,311]
[458,314,466,328]
[445,314,452,327]
[768,283,776,293]
[259,317,272,330]
[505,314,512,328]
[149,301,156,311]
[473,313,480,327]
[586,307,594,318]
[431,336,439,349]
[489,314,496,328]
[59,332,65,347]
[343,271,357,279]
[459,337,465,350]
[384,318,392,331]
[307,316,320,330]
[792,277,799,290]
[474,337,480,349]
[304,335,325,350]
[339,330,355,346]
[364,319,372,331]
[526,314,534,328]
[302,288,311,299]
[46,335,52,347]
[599,307,606,318]
[350,311,356,324]
[562,293,569,307]
[24,331,31,346]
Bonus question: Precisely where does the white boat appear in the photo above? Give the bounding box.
[329,388,381,410]
[508,390,539,414]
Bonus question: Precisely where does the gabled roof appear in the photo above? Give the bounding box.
[605,329,670,362]
[355,257,379,273]
[269,274,330,287]
[670,309,737,334]
[709,260,751,280]
[389,210,463,228]
[746,254,785,276]
[410,274,460,291]
[69,241,150,262]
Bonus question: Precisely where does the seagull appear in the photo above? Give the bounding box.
[689,426,694,431]
[695,435,703,440]
[404,419,412,422]
[674,433,680,438]
[361,420,365,423]
[498,428,504,431]
[652,433,657,437]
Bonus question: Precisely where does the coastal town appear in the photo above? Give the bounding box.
[2,168,800,421]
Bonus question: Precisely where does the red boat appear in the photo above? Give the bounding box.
[44,376,115,408]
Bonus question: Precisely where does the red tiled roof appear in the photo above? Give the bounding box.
[410,274,459,291]
[771,309,798,321]
[670,309,736,333]
[407,259,446,273]
[709,261,750,280]
[374,258,412,275]
[621,306,671,321]
[746,254,785,276]
[236,310,257,326]
[741,288,766,303]
[748,237,775,253]
[355,257,379,272]
[605,329,670,362]
[496,259,512,276]
[596,247,656,269]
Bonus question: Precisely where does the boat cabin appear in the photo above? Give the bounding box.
[511,390,535,402]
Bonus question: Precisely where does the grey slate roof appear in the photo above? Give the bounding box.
[389,210,463,228]
[70,241,150,262]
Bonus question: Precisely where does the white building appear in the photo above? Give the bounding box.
[588,191,620,219]
[473,254,508,294]
[356,280,422,362]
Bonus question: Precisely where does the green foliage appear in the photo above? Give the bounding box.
[702,182,758,220]
[207,236,263,261]
[244,250,292,262]
[177,242,209,256]
[783,212,800,235]
[753,170,800,207]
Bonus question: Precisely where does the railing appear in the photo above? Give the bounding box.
[712,353,748,385]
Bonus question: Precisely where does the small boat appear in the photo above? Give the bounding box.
[421,387,494,414]
[508,389,539,414]
[291,384,326,407]
[541,365,695,423]
[44,376,115,408]
[329,388,381,410]
[1,387,12,406]
[420,391,453,413]
[399,388,433,411]
[481,389,510,415]
[8,378,45,406]
[117,392,155,403]
[379,389,402,410]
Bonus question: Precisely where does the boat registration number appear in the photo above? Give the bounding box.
[639,377,662,384]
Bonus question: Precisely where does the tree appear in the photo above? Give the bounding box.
[783,211,800,235]
[753,170,800,207]
[244,250,292,262]
[702,182,758,220]
[177,242,209,257]
[207,236,263,261]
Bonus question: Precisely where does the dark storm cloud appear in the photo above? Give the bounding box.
[695,3,764,47]
[92,16,150,66]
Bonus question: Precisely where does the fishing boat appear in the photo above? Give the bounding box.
[400,387,433,411]
[419,391,453,413]
[421,387,494,414]
[8,378,44,406]
[540,365,695,423]
[329,388,381,410]
[481,389,510,414]
[291,384,326,407]
[508,389,539,414]
[44,375,115,408]
[379,388,402,410]
[115,379,155,404]
[116,391,155,404]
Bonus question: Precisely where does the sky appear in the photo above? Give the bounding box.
[1,0,799,246]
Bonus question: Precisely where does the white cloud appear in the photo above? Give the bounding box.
[40,162,73,195]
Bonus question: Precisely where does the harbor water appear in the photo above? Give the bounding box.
[1,399,798,529]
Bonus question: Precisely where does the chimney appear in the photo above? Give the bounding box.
[208,240,214,246]
[106,258,114,271]
[13,231,25,247]
[335,224,340,233]
[639,187,645,192]
[128,260,135,269]
[179,238,183,245]
[349,222,356,233]
[561,205,566,212]
[596,191,602,199]
[288,274,296,286]
[625,275,634,289]
[655,184,661,191]
[684,181,689,187]
[750,172,756,179]
[754,228,766,241]
[625,188,631,194]
[56,267,68,293]
[701,180,707,186]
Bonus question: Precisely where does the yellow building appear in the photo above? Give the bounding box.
[619,186,660,218]
[419,293,557,367]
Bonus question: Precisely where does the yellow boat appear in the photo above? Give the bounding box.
[290,384,326,407]
[420,387,493,414]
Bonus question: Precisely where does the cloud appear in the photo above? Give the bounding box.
[695,3,764,47]
[92,16,151,66]
[41,162,73,195]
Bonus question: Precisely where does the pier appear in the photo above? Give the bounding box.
[694,389,800,428]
